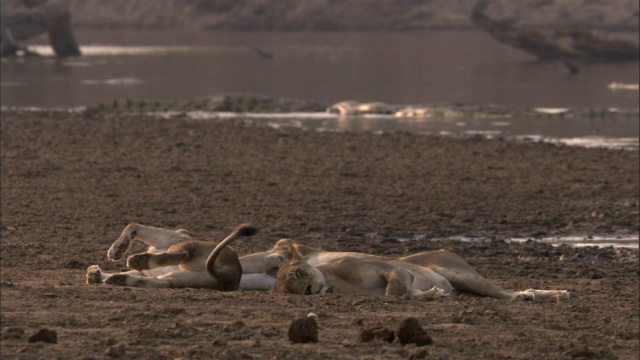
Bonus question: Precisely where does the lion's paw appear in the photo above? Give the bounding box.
[512,292,535,302]
[424,286,448,298]
[86,265,103,284]
[525,289,571,302]
[104,274,131,286]
[512,289,570,302]
[127,253,151,271]
[108,238,132,261]
[407,286,449,299]
[265,254,286,270]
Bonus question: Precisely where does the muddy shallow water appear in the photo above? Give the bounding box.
[181,110,640,150]
[1,110,638,359]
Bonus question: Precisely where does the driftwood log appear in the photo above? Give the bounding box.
[472,0,639,61]
[1,0,80,57]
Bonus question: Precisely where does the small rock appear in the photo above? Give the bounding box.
[2,327,24,339]
[408,348,429,360]
[213,334,228,346]
[396,317,432,347]
[288,316,318,343]
[105,343,126,358]
[359,325,395,343]
[28,328,57,344]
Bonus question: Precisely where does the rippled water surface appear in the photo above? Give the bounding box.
[2,29,639,107]
[1,29,638,149]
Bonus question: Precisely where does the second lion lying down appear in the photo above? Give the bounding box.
[271,242,569,302]
[87,224,569,302]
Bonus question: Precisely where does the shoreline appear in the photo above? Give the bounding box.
[3,100,639,151]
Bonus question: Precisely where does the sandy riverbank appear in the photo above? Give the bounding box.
[1,109,638,359]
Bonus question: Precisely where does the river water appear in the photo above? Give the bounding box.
[1,29,639,149]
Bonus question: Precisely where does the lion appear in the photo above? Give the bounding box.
[86,223,256,290]
[87,233,391,291]
[274,244,570,302]
[234,238,396,290]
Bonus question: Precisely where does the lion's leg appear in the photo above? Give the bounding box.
[239,252,286,274]
[448,272,515,300]
[86,265,144,284]
[103,269,228,289]
[385,268,415,296]
[413,252,515,300]
[239,273,277,291]
[511,289,571,302]
[431,266,570,301]
[103,272,171,288]
[385,268,449,299]
[126,251,190,271]
[157,270,222,289]
[108,224,192,261]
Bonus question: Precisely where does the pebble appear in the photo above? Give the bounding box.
[408,348,429,360]
[27,328,57,344]
[213,334,228,346]
[105,343,126,358]
[359,325,395,343]
[396,317,433,347]
[288,316,318,343]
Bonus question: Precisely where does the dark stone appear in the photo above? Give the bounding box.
[396,317,433,347]
[359,326,395,343]
[288,316,318,343]
[28,328,57,344]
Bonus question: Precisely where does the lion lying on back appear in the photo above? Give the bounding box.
[86,223,257,290]
[87,225,569,302]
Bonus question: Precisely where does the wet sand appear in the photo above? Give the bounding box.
[1,109,638,359]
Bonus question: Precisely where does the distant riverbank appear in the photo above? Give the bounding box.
[3,0,638,31]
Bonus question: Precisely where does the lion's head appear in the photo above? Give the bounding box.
[275,245,326,295]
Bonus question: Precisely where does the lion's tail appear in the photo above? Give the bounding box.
[205,224,257,289]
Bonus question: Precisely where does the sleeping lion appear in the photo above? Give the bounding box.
[274,243,570,302]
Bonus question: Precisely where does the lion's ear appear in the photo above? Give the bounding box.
[275,238,296,249]
[287,244,304,263]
